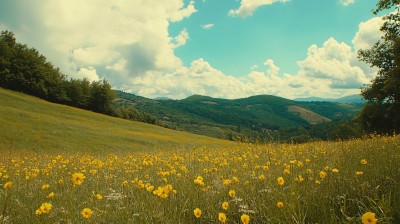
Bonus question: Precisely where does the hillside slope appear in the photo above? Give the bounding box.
[114,91,363,141]
[0,88,231,151]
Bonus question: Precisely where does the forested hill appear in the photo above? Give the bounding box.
[114,91,364,142]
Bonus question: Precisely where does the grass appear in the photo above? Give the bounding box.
[0,88,231,152]
[0,88,399,223]
[0,136,399,223]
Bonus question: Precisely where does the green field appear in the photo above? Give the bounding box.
[0,88,399,223]
[0,88,231,152]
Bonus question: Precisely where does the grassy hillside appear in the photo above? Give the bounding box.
[0,88,231,152]
[114,91,363,141]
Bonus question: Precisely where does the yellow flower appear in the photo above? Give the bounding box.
[315,180,321,185]
[277,201,284,208]
[361,159,368,165]
[46,192,55,198]
[319,171,327,179]
[361,212,377,224]
[332,168,339,173]
[241,214,250,224]
[193,208,202,218]
[37,202,52,214]
[96,193,103,200]
[277,177,285,186]
[3,181,12,189]
[41,184,49,190]
[356,171,364,176]
[71,173,85,185]
[81,208,93,219]
[229,189,236,198]
[222,201,229,210]
[218,213,227,223]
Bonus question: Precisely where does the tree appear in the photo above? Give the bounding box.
[89,79,115,114]
[358,1,400,133]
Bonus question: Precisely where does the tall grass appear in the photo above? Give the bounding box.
[1,135,399,223]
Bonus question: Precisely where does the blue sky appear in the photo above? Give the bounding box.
[0,0,385,99]
[170,0,377,76]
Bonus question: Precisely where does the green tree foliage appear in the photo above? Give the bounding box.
[0,30,115,115]
[358,1,400,133]
[89,79,115,115]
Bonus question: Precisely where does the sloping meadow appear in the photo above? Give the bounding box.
[1,135,399,223]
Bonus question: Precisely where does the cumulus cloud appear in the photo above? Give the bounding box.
[76,67,100,82]
[339,0,355,6]
[173,29,190,48]
[352,16,383,50]
[0,0,196,85]
[297,37,369,89]
[0,0,381,100]
[229,0,289,18]
[264,59,280,76]
[201,23,214,29]
[170,1,197,22]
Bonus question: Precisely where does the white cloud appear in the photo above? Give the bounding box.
[201,23,214,29]
[0,1,380,100]
[250,64,259,70]
[173,29,190,48]
[339,0,355,6]
[263,59,280,76]
[2,0,196,85]
[229,0,289,18]
[170,1,197,22]
[297,37,369,89]
[76,67,100,82]
[352,16,383,50]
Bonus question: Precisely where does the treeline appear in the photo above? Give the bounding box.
[218,118,364,144]
[0,30,156,124]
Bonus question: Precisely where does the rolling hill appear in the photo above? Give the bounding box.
[0,88,231,152]
[114,91,363,141]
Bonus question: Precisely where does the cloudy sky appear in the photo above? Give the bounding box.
[0,0,386,99]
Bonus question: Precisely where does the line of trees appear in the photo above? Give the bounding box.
[0,30,115,115]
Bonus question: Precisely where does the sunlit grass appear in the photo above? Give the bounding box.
[0,88,231,152]
[1,135,399,223]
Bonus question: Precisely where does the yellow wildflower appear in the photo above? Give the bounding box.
[71,173,85,185]
[46,192,55,198]
[319,171,327,179]
[356,171,364,176]
[332,168,339,173]
[361,211,377,224]
[277,201,284,208]
[222,201,229,210]
[241,214,250,224]
[41,184,49,190]
[277,177,285,186]
[218,212,227,223]
[193,208,202,218]
[96,193,103,200]
[361,159,368,165]
[3,181,12,189]
[36,202,52,215]
[229,189,236,198]
[81,208,93,219]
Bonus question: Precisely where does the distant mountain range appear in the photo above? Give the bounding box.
[114,91,364,142]
[293,94,366,104]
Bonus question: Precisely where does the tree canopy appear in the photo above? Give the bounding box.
[0,30,115,115]
[358,1,400,133]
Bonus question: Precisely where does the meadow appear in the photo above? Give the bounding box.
[1,135,399,223]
